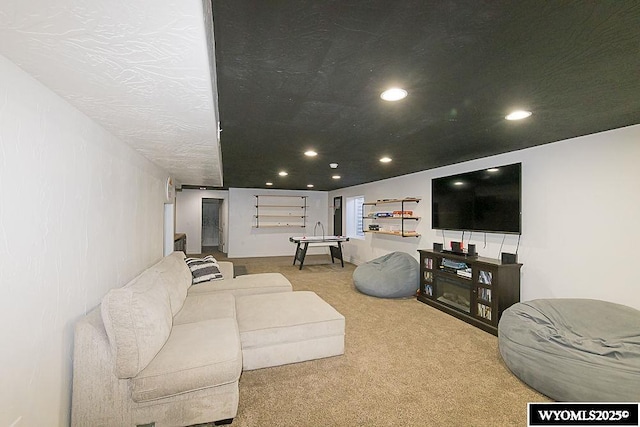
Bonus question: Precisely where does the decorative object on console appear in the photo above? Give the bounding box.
[185,255,224,284]
[433,242,443,252]
[450,241,463,253]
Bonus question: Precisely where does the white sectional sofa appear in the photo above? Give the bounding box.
[71,252,345,427]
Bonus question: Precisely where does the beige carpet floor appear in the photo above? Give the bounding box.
[198,252,549,426]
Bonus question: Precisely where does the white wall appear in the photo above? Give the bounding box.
[175,188,330,258]
[227,188,330,258]
[176,188,229,254]
[330,125,640,310]
[0,55,168,426]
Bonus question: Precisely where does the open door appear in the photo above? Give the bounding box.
[333,196,343,236]
[201,198,221,253]
[218,200,225,253]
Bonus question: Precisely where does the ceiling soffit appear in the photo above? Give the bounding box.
[0,0,222,186]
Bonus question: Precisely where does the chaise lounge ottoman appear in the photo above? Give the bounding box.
[235,291,345,370]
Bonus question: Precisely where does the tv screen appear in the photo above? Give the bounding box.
[431,163,521,234]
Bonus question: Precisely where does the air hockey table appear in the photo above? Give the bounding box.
[289,235,350,270]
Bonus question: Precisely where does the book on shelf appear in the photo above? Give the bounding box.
[456,268,472,279]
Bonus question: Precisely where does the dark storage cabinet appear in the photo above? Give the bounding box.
[174,233,187,253]
[417,249,522,335]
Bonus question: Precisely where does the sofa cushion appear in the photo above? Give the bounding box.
[188,272,293,297]
[185,256,224,284]
[173,292,237,325]
[153,251,193,315]
[101,269,173,378]
[130,318,242,403]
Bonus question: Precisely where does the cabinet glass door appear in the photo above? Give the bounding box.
[423,271,433,296]
[421,255,434,298]
[475,268,494,322]
[423,257,433,269]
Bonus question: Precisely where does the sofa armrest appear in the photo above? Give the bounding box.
[72,307,131,426]
[217,261,234,279]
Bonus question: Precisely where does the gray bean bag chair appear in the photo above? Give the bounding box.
[353,252,419,298]
[498,299,640,402]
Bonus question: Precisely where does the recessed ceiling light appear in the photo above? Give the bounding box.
[329,163,338,169]
[380,157,392,163]
[332,175,341,179]
[304,150,317,157]
[380,88,407,101]
[307,184,314,188]
[454,181,464,186]
[487,168,499,173]
[505,110,532,120]
[278,171,288,176]
[266,182,273,186]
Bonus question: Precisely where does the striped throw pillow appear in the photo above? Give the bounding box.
[184,255,224,284]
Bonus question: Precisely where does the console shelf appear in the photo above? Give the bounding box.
[417,249,522,335]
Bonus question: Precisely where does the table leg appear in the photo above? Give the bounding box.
[329,242,345,268]
[294,242,309,270]
[293,242,301,266]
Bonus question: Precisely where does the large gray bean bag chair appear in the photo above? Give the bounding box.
[353,252,419,298]
[498,299,640,402]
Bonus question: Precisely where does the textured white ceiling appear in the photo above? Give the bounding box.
[0,0,223,187]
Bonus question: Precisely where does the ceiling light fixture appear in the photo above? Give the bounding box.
[329,163,338,169]
[332,175,341,179]
[278,171,288,176]
[505,110,532,121]
[380,88,407,101]
[487,168,499,173]
[380,157,392,163]
[307,184,314,188]
[304,150,317,157]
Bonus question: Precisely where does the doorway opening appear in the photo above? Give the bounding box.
[202,198,223,254]
[333,196,343,236]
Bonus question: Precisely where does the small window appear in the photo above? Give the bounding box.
[346,196,365,239]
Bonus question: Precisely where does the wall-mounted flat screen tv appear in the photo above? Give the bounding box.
[431,162,521,234]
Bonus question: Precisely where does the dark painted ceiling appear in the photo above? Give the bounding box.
[211,0,640,191]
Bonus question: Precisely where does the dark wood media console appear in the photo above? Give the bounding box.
[417,249,522,335]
